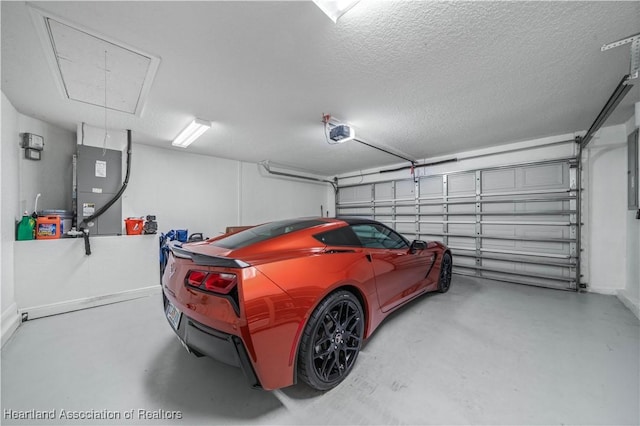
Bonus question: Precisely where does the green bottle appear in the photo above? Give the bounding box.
[17,212,35,241]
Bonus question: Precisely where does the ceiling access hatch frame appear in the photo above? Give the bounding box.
[29,5,161,116]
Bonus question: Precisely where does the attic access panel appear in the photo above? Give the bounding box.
[30,6,160,116]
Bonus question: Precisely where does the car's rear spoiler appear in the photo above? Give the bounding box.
[169,241,251,268]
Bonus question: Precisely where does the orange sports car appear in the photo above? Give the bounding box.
[162,217,452,390]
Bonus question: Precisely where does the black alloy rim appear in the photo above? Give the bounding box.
[441,254,452,290]
[312,300,363,383]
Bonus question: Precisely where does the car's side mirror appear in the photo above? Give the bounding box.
[410,240,427,253]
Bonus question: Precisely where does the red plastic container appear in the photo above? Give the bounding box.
[124,218,144,235]
[36,216,61,239]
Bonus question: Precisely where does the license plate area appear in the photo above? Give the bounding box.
[165,301,182,330]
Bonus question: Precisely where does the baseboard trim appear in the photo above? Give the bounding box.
[617,291,640,320]
[586,287,619,296]
[1,303,21,348]
[18,285,162,321]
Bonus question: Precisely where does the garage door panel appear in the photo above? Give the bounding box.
[396,180,415,198]
[482,224,569,238]
[519,240,569,253]
[420,223,443,235]
[524,263,571,278]
[520,163,567,189]
[482,202,515,213]
[520,225,570,238]
[482,238,517,250]
[374,207,393,215]
[450,215,475,223]
[396,222,415,235]
[420,205,444,214]
[396,205,414,215]
[482,224,516,237]
[339,207,371,216]
[519,200,569,211]
[476,271,569,289]
[449,200,476,214]
[419,176,442,197]
[481,238,568,256]
[486,214,567,223]
[482,259,570,277]
[482,202,517,213]
[449,223,475,235]
[448,173,476,196]
[339,185,372,203]
[454,256,477,267]
[374,182,394,200]
[448,236,475,248]
[482,169,516,192]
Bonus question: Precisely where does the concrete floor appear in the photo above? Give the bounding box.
[2,276,639,425]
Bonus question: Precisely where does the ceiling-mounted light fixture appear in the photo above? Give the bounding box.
[172,118,211,148]
[312,0,361,23]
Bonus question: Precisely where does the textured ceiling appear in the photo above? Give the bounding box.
[2,1,639,176]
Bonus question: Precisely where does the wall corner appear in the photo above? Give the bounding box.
[617,289,640,320]
[1,303,20,347]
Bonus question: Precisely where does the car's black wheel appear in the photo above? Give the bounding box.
[438,252,452,293]
[297,290,364,391]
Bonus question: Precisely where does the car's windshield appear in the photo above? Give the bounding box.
[211,219,325,249]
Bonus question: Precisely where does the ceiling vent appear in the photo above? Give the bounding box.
[29,6,160,116]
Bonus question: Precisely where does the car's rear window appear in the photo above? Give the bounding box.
[313,227,361,246]
[211,219,325,250]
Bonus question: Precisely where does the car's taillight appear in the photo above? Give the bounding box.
[186,270,207,287]
[185,270,237,294]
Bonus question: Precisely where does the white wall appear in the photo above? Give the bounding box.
[619,106,640,318]
[79,124,335,236]
[18,115,75,214]
[1,92,20,346]
[123,142,240,237]
[2,98,77,344]
[14,236,158,320]
[582,124,629,294]
[240,161,333,225]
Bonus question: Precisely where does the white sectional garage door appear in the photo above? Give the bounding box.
[336,158,580,290]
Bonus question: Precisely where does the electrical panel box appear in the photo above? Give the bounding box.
[24,148,42,161]
[21,133,44,150]
[629,129,639,210]
[76,145,122,235]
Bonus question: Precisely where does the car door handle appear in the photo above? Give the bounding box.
[365,254,372,262]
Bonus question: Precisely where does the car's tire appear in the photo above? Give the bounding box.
[297,290,364,391]
[438,252,452,293]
